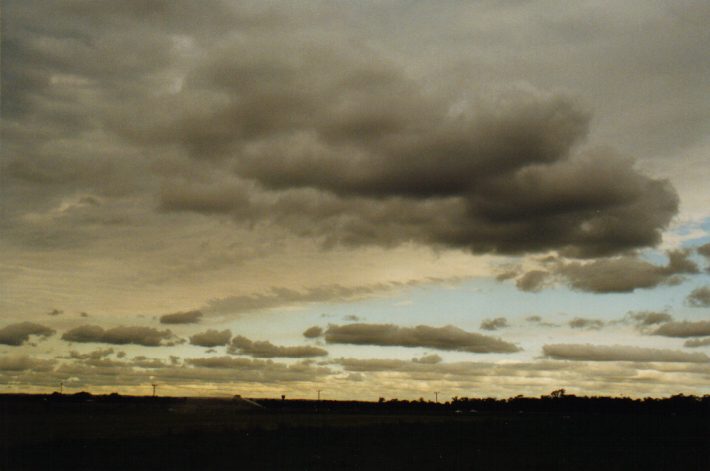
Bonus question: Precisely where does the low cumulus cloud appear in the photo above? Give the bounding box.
[412,354,442,364]
[480,317,508,331]
[512,250,699,294]
[227,335,328,358]
[569,318,604,330]
[62,325,178,346]
[516,271,549,293]
[0,322,55,346]
[652,321,710,338]
[48,309,63,316]
[189,329,232,347]
[303,326,324,338]
[686,286,710,307]
[324,323,520,353]
[160,310,203,324]
[543,344,709,363]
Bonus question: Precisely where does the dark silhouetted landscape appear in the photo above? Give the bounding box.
[2,392,708,470]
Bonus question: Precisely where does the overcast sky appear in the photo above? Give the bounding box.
[1,0,709,400]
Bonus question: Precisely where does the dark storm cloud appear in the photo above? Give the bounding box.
[324,323,520,353]
[2,0,685,260]
[303,326,324,338]
[686,286,710,307]
[189,329,231,347]
[61,325,178,346]
[543,344,709,363]
[135,33,678,258]
[529,250,700,293]
[569,318,604,330]
[0,322,55,346]
[480,317,508,331]
[652,321,710,338]
[227,336,328,358]
[160,310,204,324]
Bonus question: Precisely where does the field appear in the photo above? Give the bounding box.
[2,394,708,470]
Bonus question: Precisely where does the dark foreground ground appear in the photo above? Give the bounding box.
[2,394,708,470]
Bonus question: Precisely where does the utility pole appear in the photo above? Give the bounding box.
[317,389,321,401]
[152,383,157,397]
[59,381,63,394]
[435,392,439,403]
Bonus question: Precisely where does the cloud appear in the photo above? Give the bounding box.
[324,323,520,353]
[515,270,549,293]
[48,308,63,316]
[61,325,178,346]
[652,321,710,338]
[697,243,710,261]
[189,329,231,347]
[569,318,604,330]
[0,355,56,372]
[0,322,55,346]
[412,354,442,364]
[202,280,444,315]
[686,286,710,307]
[684,338,710,348]
[625,311,673,328]
[68,348,115,360]
[159,310,203,324]
[543,344,709,363]
[184,357,332,382]
[227,335,328,358]
[550,250,697,293]
[303,326,324,338]
[480,317,508,331]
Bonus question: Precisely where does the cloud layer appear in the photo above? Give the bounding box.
[543,344,709,363]
[62,325,177,346]
[0,322,55,346]
[324,323,520,353]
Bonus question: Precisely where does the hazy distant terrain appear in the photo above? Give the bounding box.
[3,393,708,470]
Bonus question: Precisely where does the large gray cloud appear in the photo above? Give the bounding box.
[160,310,204,324]
[189,329,232,347]
[61,325,178,346]
[324,323,520,353]
[543,344,709,363]
[686,286,710,307]
[652,321,710,338]
[0,322,55,346]
[227,335,328,358]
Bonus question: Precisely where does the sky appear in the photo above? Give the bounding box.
[1,0,709,400]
